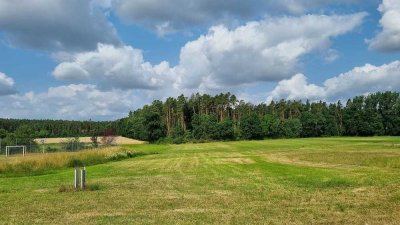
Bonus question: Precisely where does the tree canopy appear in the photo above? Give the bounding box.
[117,91,400,142]
[1,91,400,144]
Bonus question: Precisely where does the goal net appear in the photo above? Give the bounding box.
[5,146,27,157]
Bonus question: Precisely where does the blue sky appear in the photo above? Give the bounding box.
[0,0,400,120]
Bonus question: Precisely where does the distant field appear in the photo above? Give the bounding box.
[1,137,400,224]
[35,136,146,145]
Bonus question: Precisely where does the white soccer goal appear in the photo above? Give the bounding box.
[5,146,27,157]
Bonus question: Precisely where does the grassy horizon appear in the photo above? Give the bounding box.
[1,137,400,224]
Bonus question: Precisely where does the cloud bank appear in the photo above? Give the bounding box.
[0,0,120,51]
[267,60,400,102]
[0,72,16,96]
[53,44,171,90]
[110,0,369,35]
[5,60,399,120]
[53,13,366,93]
[0,84,142,120]
[368,0,400,51]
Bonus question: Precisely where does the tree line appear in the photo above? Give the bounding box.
[0,119,114,138]
[1,91,399,146]
[117,92,400,143]
[0,119,115,151]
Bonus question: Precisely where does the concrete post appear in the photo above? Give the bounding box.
[81,167,86,190]
[74,167,80,190]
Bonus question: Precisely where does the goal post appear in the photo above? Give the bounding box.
[5,146,27,157]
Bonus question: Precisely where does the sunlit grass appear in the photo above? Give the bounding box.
[1,137,400,224]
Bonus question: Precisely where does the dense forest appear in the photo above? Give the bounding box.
[1,91,399,146]
[117,91,400,143]
[0,119,114,149]
[0,119,113,138]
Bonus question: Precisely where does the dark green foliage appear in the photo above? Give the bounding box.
[119,92,400,143]
[215,119,235,140]
[0,118,114,138]
[145,111,166,142]
[262,115,280,138]
[1,125,38,152]
[344,95,385,136]
[118,91,400,143]
[1,91,400,144]
[300,112,325,137]
[239,113,263,140]
[192,115,234,140]
[14,125,34,139]
[68,159,84,167]
[46,146,58,153]
[2,133,16,146]
[0,128,7,139]
[192,114,218,140]
[106,151,149,161]
[280,119,302,138]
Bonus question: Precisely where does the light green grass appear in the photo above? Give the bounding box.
[1,137,400,224]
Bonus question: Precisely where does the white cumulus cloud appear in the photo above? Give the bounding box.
[267,74,326,102]
[53,44,172,90]
[368,0,400,51]
[0,72,16,96]
[174,13,366,90]
[5,60,400,120]
[267,60,400,102]
[0,84,144,120]
[109,0,370,35]
[53,13,366,93]
[0,0,120,51]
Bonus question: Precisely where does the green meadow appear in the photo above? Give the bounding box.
[1,137,400,224]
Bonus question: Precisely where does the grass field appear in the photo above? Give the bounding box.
[1,137,400,224]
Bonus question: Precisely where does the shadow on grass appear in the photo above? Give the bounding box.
[58,183,103,193]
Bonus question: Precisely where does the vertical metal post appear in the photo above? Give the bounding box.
[41,140,45,154]
[74,167,80,190]
[81,167,86,190]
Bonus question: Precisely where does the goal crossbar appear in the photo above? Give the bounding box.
[5,146,26,157]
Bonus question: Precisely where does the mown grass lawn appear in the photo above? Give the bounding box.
[1,137,400,224]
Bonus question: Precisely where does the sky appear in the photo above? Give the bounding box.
[0,0,400,121]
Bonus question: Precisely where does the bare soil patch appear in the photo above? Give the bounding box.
[35,136,146,145]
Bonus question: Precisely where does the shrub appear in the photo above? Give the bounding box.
[68,159,84,168]
[106,153,127,161]
[106,151,147,161]
[62,137,84,151]
[46,146,58,153]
